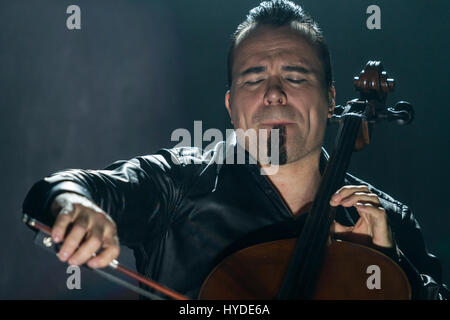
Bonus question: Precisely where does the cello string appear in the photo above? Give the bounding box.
[294,115,361,298]
[278,115,361,299]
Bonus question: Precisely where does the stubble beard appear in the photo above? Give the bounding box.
[267,124,317,166]
[268,124,288,165]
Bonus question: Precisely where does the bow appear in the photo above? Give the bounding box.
[22,213,189,300]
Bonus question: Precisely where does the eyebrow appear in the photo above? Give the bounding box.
[239,66,266,77]
[282,65,311,74]
[239,65,311,77]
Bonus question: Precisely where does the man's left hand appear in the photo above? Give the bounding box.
[329,185,393,248]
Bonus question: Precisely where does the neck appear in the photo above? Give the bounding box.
[261,148,322,216]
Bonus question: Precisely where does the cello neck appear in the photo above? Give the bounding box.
[277,114,362,299]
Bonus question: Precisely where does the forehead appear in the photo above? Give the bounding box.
[233,25,322,74]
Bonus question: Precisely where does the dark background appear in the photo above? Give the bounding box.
[0,0,448,299]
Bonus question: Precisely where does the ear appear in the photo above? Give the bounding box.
[327,85,336,118]
[225,90,233,124]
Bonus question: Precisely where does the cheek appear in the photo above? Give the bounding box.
[308,98,329,136]
[230,92,258,128]
[290,89,328,128]
[297,86,327,112]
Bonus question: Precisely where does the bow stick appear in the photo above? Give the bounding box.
[22,214,189,300]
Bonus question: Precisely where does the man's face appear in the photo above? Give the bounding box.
[225,25,335,165]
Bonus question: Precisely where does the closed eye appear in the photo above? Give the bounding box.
[286,78,306,84]
[244,79,264,85]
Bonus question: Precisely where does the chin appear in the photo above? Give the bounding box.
[281,143,319,165]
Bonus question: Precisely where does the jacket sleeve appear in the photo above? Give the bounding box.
[386,203,449,300]
[22,151,186,249]
[343,173,448,300]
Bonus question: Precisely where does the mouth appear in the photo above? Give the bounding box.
[259,121,295,126]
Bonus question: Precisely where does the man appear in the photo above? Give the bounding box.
[22,0,447,299]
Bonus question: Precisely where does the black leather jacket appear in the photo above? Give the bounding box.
[22,135,448,299]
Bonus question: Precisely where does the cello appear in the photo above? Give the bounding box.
[198,61,414,300]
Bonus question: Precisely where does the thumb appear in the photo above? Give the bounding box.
[330,220,353,234]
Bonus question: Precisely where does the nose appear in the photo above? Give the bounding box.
[264,81,287,106]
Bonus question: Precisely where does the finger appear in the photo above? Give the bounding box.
[331,218,374,246]
[330,185,370,205]
[357,203,393,247]
[351,209,372,236]
[51,206,78,243]
[68,228,103,266]
[87,236,120,268]
[327,234,332,246]
[330,220,353,233]
[355,203,388,228]
[333,192,380,207]
[57,216,89,262]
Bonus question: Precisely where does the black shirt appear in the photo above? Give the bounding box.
[22,134,448,299]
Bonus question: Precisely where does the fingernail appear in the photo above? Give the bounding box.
[69,259,77,265]
[89,261,97,268]
[60,251,68,259]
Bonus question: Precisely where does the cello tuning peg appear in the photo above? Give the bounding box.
[387,101,414,125]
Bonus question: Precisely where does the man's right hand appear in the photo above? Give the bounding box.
[50,192,120,268]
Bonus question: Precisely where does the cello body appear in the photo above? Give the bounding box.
[198,238,411,299]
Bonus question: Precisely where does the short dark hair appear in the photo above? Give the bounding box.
[227,0,333,90]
